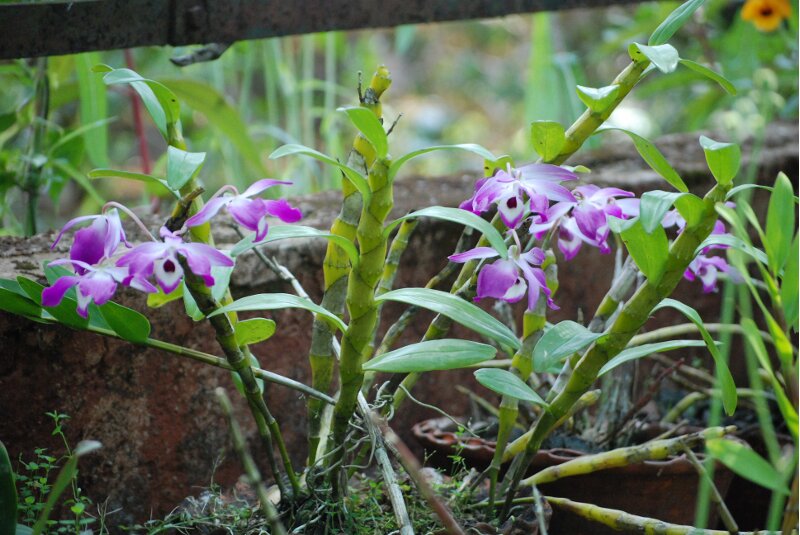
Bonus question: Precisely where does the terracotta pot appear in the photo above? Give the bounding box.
[412,417,736,535]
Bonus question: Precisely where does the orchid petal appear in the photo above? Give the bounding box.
[449,247,501,263]
[154,255,185,294]
[185,196,231,228]
[241,179,292,198]
[263,199,303,223]
[42,276,79,308]
[476,259,518,300]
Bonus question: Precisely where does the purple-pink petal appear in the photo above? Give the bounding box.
[517,164,578,183]
[241,179,293,198]
[476,259,519,301]
[263,199,303,223]
[448,247,500,263]
[42,276,79,308]
[185,196,231,228]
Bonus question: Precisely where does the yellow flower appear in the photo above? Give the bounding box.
[742,0,792,32]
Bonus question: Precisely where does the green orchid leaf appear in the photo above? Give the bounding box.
[474,368,546,405]
[575,85,620,113]
[98,301,152,344]
[17,276,87,330]
[678,59,736,95]
[639,191,686,233]
[166,146,206,191]
[1,286,43,320]
[706,439,788,494]
[530,121,566,161]
[533,321,604,373]
[389,143,495,181]
[765,172,795,274]
[231,225,359,266]
[613,217,669,282]
[699,136,740,186]
[654,299,737,414]
[597,128,687,192]
[339,106,388,160]
[270,144,370,198]
[696,234,768,266]
[102,68,180,140]
[385,206,507,259]
[363,339,496,373]
[209,294,347,332]
[146,284,184,308]
[234,318,277,346]
[376,288,520,352]
[88,168,176,198]
[649,0,706,46]
[599,340,709,376]
[628,43,680,73]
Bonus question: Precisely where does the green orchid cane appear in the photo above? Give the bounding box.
[307,67,391,464]
[327,156,394,494]
[499,182,731,519]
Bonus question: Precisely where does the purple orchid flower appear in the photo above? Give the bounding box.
[460,164,578,229]
[51,209,129,273]
[185,179,303,242]
[530,185,637,260]
[42,259,156,318]
[116,227,234,294]
[684,254,740,293]
[449,238,557,310]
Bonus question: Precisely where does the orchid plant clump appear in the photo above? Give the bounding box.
[2,1,797,533]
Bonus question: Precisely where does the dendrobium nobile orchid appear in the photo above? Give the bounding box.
[40,181,302,319]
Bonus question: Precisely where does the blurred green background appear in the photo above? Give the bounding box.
[0,0,796,234]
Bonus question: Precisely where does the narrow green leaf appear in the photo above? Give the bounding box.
[270,144,370,198]
[654,299,737,414]
[628,43,680,73]
[210,263,234,303]
[76,53,108,167]
[376,288,520,352]
[474,368,546,405]
[530,121,566,161]
[50,160,105,206]
[363,339,496,373]
[385,206,508,259]
[17,277,87,330]
[0,288,41,319]
[599,340,708,376]
[181,281,205,321]
[765,172,795,274]
[231,225,359,265]
[98,301,151,343]
[234,318,277,346]
[0,441,16,535]
[533,321,604,373]
[163,78,266,174]
[389,143,495,181]
[102,68,180,140]
[639,191,686,233]
[649,0,705,46]
[166,146,206,191]
[696,234,768,266]
[706,439,788,494]
[575,85,620,113]
[209,294,347,332]
[88,168,176,197]
[678,59,736,95]
[615,218,670,282]
[699,136,740,186]
[339,106,388,159]
[597,128,687,192]
[781,234,798,330]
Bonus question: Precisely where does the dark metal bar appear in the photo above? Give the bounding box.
[0,0,646,60]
